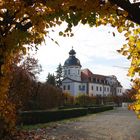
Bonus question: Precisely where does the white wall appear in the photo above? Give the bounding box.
[62,79,87,96]
[88,83,111,96]
[63,66,81,81]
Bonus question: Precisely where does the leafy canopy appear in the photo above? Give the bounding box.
[0,0,140,138]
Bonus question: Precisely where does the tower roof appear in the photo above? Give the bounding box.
[64,48,81,67]
[69,48,76,55]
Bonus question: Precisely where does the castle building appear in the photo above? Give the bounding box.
[62,48,123,96]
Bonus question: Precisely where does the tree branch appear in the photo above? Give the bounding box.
[109,0,140,24]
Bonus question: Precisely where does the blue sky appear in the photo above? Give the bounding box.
[35,23,131,89]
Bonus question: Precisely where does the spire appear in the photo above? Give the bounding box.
[69,46,76,56]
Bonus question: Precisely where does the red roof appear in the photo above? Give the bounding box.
[81,69,94,81]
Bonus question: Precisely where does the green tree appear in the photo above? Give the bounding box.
[56,63,63,88]
[46,73,56,86]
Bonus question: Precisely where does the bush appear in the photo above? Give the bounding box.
[75,94,96,106]
[19,108,88,125]
[88,106,113,114]
[19,105,114,125]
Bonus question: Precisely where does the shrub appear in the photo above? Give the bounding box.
[75,94,96,106]
[19,106,113,125]
[19,108,88,125]
[88,106,113,114]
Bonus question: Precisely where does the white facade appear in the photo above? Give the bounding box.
[62,49,123,97]
[63,66,81,81]
[62,78,87,96]
[88,83,111,96]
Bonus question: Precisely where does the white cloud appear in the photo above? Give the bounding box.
[35,24,131,89]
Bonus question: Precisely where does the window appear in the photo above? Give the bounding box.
[100,87,102,91]
[107,87,110,92]
[91,86,93,90]
[89,77,91,82]
[104,87,106,91]
[120,89,121,93]
[118,89,119,93]
[97,79,100,83]
[63,85,66,90]
[78,70,80,75]
[79,85,81,90]
[68,69,70,74]
[93,78,96,82]
[65,70,67,75]
[68,85,70,90]
[82,85,85,90]
[96,86,98,91]
[79,85,85,91]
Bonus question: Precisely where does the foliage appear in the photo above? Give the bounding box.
[55,63,63,88]
[9,56,41,111]
[0,0,140,138]
[122,89,136,103]
[46,73,56,86]
[36,83,61,109]
[75,94,96,106]
[128,79,140,118]
[33,83,72,110]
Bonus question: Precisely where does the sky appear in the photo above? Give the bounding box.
[35,23,132,89]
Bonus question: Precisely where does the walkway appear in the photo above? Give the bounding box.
[44,107,140,140]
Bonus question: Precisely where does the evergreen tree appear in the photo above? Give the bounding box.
[56,63,63,88]
[46,73,56,86]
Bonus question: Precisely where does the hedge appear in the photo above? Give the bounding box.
[88,106,113,114]
[19,106,113,125]
[19,108,88,125]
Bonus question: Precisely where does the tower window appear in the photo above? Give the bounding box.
[68,69,70,74]
[78,70,80,75]
[65,70,67,75]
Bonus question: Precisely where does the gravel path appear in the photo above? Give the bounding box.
[45,107,140,140]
